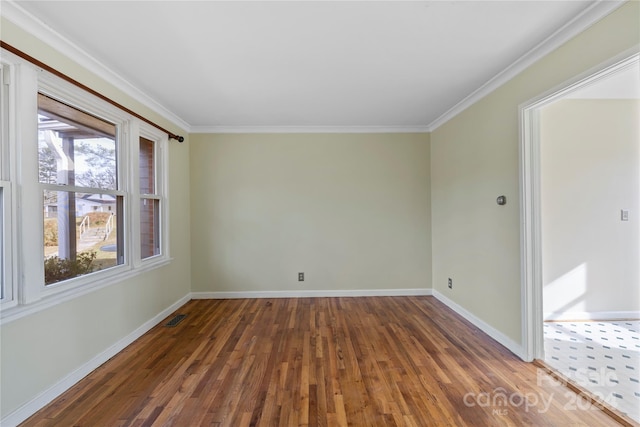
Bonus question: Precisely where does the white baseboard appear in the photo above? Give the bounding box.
[432,290,525,360]
[1,293,192,427]
[191,288,433,299]
[544,310,640,321]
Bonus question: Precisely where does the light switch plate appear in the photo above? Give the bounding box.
[621,210,629,221]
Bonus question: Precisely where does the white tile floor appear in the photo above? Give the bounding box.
[544,320,640,423]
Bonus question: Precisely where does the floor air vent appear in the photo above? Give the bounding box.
[165,314,186,327]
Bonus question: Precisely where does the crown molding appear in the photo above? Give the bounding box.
[427,0,627,132]
[1,0,191,133]
[190,125,431,134]
[2,0,626,134]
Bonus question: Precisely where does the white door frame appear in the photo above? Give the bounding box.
[519,50,639,362]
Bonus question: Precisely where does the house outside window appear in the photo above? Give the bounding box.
[140,136,161,259]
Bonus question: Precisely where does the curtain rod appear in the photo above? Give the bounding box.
[0,41,185,143]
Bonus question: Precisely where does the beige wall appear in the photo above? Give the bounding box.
[541,99,640,317]
[431,2,639,343]
[190,133,431,293]
[2,0,639,421]
[1,17,192,417]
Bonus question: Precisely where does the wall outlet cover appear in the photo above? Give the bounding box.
[621,210,629,221]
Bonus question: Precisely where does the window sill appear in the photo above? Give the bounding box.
[0,256,172,325]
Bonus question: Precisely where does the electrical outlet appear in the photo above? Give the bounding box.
[298,272,304,281]
[448,278,453,289]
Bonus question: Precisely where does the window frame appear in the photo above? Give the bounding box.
[0,184,14,307]
[131,122,169,266]
[38,92,126,285]
[0,61,16,308]
[0,53,171,322]
[34,79,132,298]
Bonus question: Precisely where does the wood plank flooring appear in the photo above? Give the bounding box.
[21,296,624,426]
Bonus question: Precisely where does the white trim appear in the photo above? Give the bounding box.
[544,311,640,322]
[39,183,125,196]
[0,258,172,325]
[0,62,16,307]
[433,289,528,361]
[0,182,15,307]
[2,0,625,134]
[432,290,526,361]
[519,50,640,112]
[0,292,191,427]
[191,288,432,299]
[519,97,544,363]
[519,51,640,365]
[190,125,431,135]
[427,0,626,132]
[16,63,42,305]
[1,1,191,134]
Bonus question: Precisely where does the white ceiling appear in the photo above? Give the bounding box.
[6,1,621,132]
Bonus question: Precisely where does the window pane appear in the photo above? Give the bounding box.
[38,94,117,190]
[139,137,154,194]
[43,190,123,285]
[140,198,159,259]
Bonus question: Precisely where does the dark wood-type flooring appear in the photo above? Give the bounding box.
[21,296,624,426]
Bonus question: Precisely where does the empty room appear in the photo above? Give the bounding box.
[0,1,638,426]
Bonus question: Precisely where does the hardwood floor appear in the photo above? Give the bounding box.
[21,296,624,426]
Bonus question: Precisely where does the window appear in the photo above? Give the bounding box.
[38,94,124,285]
[0,53,170,320]
[139,137,160,259]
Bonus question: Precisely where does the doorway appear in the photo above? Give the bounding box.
[520,52,639,422]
